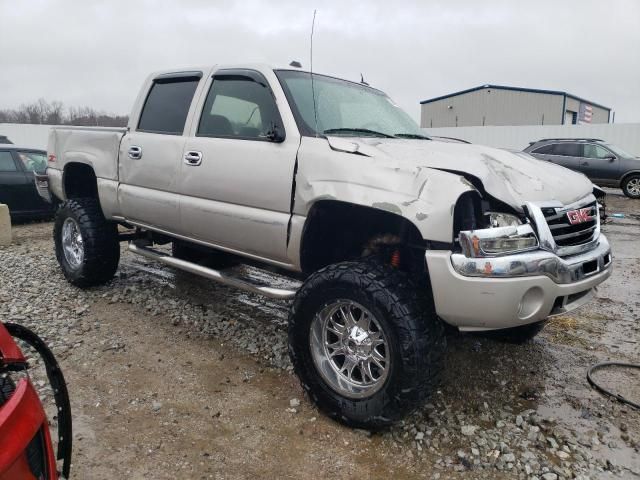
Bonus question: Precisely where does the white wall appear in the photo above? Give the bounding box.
[424,123,640,156]
[0,123,54,150]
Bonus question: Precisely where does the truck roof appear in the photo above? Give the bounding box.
[148,64,384,93]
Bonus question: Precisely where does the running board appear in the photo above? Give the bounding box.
[128,243,298,300]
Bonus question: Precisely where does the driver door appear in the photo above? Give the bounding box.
[179,69,300,263]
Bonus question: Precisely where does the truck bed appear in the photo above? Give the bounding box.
[48,126,127,182]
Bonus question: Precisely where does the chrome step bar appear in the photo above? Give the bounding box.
[128,243,298,300]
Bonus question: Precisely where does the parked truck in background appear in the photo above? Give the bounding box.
[37,64,612,428]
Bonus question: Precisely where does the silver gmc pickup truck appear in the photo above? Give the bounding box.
[39,64,612,428]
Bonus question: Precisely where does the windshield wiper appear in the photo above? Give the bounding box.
[394,133,432,140]
[323,128,396,138]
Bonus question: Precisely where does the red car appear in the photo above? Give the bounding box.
[0,323,71,479]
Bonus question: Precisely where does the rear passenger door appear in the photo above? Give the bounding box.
[179,69,299,263]
[118,72,204,233]
[580,143,620,185]
[536,143,583,172]
[0,150,29,214]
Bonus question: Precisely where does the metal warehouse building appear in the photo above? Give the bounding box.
[420,85,611,128]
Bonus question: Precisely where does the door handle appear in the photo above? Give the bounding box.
[128,146,142,160]
[184,151,203,166]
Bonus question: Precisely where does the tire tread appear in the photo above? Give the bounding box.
[54,197,120,288]
[288,260,445,429]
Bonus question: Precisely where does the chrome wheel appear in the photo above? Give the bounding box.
[61,218,84,269]
[627,177,640,196]
[310,300,390,399]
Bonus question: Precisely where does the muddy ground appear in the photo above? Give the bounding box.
[0,189,638,479]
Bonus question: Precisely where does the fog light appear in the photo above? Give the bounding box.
[517,287,544,320]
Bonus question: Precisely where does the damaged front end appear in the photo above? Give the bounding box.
[453,191,539,259]
[425,184,613,331]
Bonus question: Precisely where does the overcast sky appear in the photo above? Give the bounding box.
[1,0,639,123]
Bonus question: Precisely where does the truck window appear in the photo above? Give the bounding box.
[197,76,282,140]
[137,77,199,135]
[0,151,17,171]
[275,69,423,138]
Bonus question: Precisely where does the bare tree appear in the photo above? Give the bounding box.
[0,99,128,127]
[46,101,64,125]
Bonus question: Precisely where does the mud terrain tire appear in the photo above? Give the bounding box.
[289,260,445,430]
[54,198,120,288]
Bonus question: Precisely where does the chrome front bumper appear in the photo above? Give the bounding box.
[425,234,612,331]
[451,234,611,284]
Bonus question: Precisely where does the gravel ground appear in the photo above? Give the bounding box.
[0,189,638,479]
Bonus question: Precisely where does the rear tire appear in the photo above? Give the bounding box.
[288,260,445,430]
[54,198,120,288]
[622,174,640,199]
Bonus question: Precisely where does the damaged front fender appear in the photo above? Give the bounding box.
[293,137,477,244]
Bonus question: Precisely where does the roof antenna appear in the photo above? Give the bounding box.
[310,9,319,137]
[360,73,369,86]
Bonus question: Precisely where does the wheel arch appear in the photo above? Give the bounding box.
[299,199,427,275]
[620,169,640,186]
[293,171,477,274]
[62,162,99,200]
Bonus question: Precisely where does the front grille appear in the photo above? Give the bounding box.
[541,201,598,247]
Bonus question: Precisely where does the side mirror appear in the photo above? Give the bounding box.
[265,123,285,143]
[606,155,616,162]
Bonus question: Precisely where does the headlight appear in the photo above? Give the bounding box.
[486,212,522,228]
[479,235,538,254]
[459,222,538,257]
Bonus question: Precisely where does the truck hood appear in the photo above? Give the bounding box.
[327,137,594,210]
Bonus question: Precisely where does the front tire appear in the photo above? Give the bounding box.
[622,174,640,199]
[54,198,120,288]
[288,260,445,429]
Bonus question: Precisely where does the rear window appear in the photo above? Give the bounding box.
[0,151,17,171]
[137,77,200,135]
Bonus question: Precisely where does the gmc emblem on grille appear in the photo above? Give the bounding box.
[566,208,594,225]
